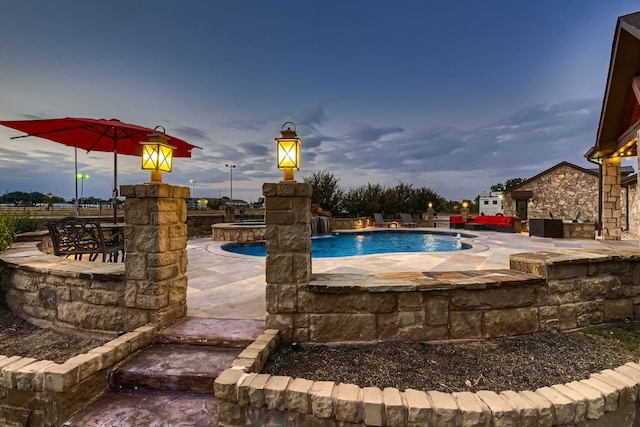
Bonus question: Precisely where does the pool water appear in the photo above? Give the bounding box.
[221,230,470,258]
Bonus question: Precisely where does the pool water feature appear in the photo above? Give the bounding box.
[311,216,331,236]
[222,230,470,258]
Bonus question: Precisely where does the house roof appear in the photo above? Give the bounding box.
[504,161,598,194]
[585,11,640,160]
[588,165,635,176]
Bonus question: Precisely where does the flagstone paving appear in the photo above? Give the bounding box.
[185,228,640,319]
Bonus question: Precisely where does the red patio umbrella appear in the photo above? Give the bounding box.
[0,117,201,222]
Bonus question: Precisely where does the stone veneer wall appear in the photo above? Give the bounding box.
[262,182,312,340]
[0,183,191,336]
[216,249,640,426]
[120,183,190,330]
[503,163,598,222]
[602,158,622,240]
[626,181,639,237]
[563,222,596,239]
[0,243,132,336]
[272,247,639,343]
[212,224,266,242]
[330,217,368,230]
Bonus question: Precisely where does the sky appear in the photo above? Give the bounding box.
[1,1,639,204]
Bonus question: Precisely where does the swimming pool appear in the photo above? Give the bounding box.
[221,230,471,258]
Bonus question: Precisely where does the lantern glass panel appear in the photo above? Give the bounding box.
[277,139,300,170]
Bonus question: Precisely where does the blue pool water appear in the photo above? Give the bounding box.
[221,230,470,258]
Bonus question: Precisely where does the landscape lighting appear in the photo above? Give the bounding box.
[141,126,174,183]
[275,122,302,181]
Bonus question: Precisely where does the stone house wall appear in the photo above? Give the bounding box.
[503,163,598,222]
[626,181,639,236]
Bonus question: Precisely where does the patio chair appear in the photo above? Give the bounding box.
[46,217,124,262]
[373,213,393,228]
[400,213,416,227]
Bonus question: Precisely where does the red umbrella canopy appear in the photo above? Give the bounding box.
[0,117,200,157]
[0,117,202,222]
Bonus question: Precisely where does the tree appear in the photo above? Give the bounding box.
[304,170,344,215]
[342,183,385,217]
[490,178,526,193]
[504,178,525,190]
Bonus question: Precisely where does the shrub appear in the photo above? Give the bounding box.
[0,210,41,252]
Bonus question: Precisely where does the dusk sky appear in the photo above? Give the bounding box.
[1,1,639,204]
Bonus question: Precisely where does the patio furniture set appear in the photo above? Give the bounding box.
[46,217,125,262]
[449,214,522,233]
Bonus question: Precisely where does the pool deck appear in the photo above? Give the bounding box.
[186,228,640,319]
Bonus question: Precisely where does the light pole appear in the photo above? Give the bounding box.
[189,179,197,198]
[225,164,236,206]
[76,173,90,210]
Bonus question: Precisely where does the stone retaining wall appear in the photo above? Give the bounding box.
[215,328,640,426]
[0,243,134,337]
[0,324,154,427]
[268,248,640,343]
[330,217,369,230]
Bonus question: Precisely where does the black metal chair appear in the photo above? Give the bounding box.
[46,217,124,262]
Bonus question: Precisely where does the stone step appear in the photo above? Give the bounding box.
[110,344,242,394]
[63,390,218,426]
[156,316,265,347]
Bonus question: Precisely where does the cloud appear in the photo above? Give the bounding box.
[295,105,327,132]
[173,125,209,140]
[345,124,404,144]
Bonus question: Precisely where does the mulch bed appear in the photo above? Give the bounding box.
[263,326,640,393]
[0,307,108,364]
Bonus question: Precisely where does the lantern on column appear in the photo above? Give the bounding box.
[275,122,302,181]
[141,126,175,183]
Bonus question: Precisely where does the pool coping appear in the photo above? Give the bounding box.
[209,228,487,260]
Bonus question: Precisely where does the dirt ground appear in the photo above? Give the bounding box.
[263,326,640,393]
[0,307,108,364]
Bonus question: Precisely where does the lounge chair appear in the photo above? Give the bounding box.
[400,213,416,228]
[373,213,394,228]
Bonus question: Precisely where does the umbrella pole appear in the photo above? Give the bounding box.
[113,136,118,224]
[75,148,79,216]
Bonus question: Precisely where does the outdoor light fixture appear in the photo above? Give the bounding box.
[428,201,433,209]
[141,126,175,183]
[462,201,469,209]
[275,122,302,181]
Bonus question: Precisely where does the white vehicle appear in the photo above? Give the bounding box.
[478,191,504,216]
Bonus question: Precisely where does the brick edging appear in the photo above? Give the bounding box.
[215,329,640,425]
[0,324,154,393]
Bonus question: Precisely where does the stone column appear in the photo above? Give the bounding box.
[461,205,469,223]
[601,157,622,240]
[263,181,312,341]
[427,205,434,227]
[120,183,190,329]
